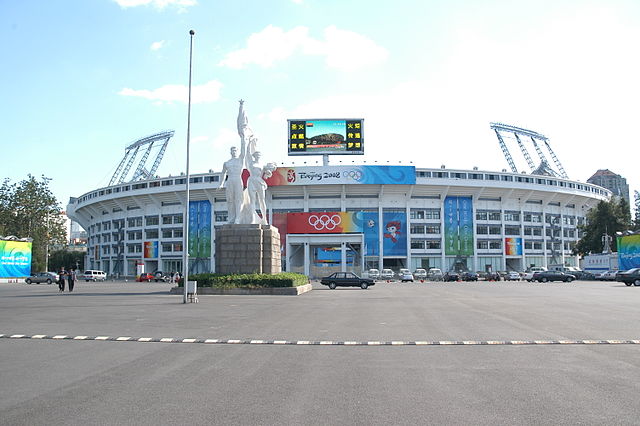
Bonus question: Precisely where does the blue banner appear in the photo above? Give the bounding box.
[382,211,407,256]
[189,200,212,258]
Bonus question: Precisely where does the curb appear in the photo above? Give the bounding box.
[168,283,313,296]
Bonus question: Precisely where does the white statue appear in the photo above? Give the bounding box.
[218,101,250,224]
[220,100,275,225]
[246,136,277,225]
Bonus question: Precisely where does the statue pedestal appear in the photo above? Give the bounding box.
[215,224,282,275]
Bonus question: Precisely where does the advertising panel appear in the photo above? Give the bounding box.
[444,196,474,256]
[285,211,382,257]
[505,237,523,256]
[314,247,355,266]
[0,240,32,277]
[144,241,158,258]
[266,165,416,186]
[189,200,212,258]
[382,211,407,256]
[618,234,640,270]
[288,119,364,155]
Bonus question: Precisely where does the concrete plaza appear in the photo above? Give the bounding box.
[1,280,639,425]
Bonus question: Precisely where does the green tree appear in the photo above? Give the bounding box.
[574,198,631,255]
[633,190,640,231]
[0,175,67,272]
[49,249,84,272]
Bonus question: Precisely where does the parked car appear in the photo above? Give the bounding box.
[414,268,427,280]
[25,272,58,285]
[152,271,169,282]
[506,271,521,281]
[615,268,640,286]
[380,269,395,280]
[81,270,107,282]
[367,269,380,280]
[399,269,414,282]
[532,271,576,283]
[460,271,478,281]
[523,267,548,282]
[600,270,619,281]
[427,268,444,281]
[320,272,375,289]
[136,273,155,282]
[443,271,460,282]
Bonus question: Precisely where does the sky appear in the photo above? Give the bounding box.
[2,0,639,210]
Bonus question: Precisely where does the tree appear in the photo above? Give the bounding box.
[49,249,84,272]
[0,175,67,272]
[633,190,640,231]
[574,198,631,255]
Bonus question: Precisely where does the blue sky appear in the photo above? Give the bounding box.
[2,0,639,209]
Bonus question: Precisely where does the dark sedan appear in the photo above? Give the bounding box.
[615,268,640,286]
[532,271,576,283]
[320,272,375,290]
[460,272,478,281]
[443,272,460,282]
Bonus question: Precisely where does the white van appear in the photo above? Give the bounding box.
[82,270,107,282]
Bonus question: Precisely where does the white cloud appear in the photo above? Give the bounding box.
[113,0,196,9]
[150,40,165,51]
[218,25,388,71]
[118,80,223,104]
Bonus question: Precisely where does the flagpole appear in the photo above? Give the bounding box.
[183,29,195,303]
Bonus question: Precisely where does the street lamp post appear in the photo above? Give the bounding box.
[183,29,195,304]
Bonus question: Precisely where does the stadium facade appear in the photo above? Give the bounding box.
[66,164,611,278]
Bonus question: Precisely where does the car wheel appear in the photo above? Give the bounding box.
[328,282,337,290]
[541,277,548,283]
[634,280,640,287]
[361,282,368,289]
[26,279,31,284]
[625,282,633,286]
[566,277,573,283]
[46,279,52,284]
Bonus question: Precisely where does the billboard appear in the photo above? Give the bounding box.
[0,239,32,278]
[285,211,406,257]
[144,241,158,258]
[265,165,416,186]
[505,238,523,256]
[444,196,474,256]
[618,234,640,270]
[189,200,212,258]
[288,119,364,155]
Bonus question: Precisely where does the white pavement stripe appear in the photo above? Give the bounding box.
[204,339,219,344]
[32,335,47,339]
[95,336,110,340]
[296,341,310,345]
[273,340,288,345]
[10,334,25,338]
[160,338,174,343]
[138,337,152,342]
[367,341,381,345]
[250,340,265,344]
[116,337,132,341]
[182,338,197,343]
[52,335,67,339]
[73,336,89,340]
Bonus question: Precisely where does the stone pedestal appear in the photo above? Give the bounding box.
[215,224,282,275]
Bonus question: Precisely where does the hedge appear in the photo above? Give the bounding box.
[177,272,309,289]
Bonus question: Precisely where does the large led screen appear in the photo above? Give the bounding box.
[0,240,32,277]
[288,119,364,155]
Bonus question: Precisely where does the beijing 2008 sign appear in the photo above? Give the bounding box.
[288,118,364,155]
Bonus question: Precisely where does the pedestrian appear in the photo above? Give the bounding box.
[58,268,66,292]
[68,268,76,292]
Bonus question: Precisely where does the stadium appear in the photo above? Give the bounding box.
[66,123,611,279]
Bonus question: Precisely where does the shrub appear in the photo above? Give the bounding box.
[177,272,308,288]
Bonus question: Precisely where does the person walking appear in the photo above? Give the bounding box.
[58,268,66,292]
[67,268,76,292]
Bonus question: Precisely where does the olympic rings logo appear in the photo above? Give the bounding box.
[308,214,342,231]
[344,170,363,181]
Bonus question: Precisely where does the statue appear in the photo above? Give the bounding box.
[220,100,275,225]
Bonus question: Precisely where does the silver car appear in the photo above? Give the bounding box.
[25,272,59,285]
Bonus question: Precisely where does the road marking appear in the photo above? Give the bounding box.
[2,334,639,347]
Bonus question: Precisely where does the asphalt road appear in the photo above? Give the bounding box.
[1,279,639,425]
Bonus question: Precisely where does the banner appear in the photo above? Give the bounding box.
[382,211,407,256]
[0,240,32,277]
[189,200,212,258]
[266,165,416,186]
[618,234,640,270]
[144,241,158,258]
[444,196,474,256]
[505,237,523,256]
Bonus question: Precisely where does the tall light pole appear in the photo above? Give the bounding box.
[183,29,195,304]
